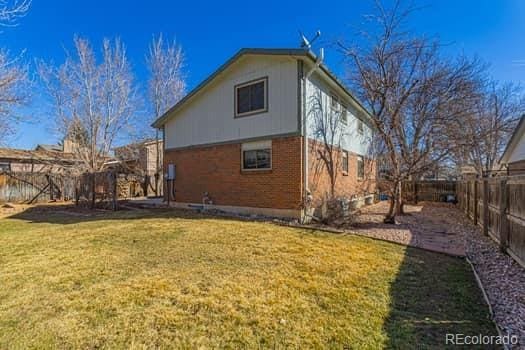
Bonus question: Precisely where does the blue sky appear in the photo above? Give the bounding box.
[5,0,525,148]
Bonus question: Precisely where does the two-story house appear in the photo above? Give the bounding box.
[152,48,376,220]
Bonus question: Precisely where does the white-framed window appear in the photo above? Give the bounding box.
[342,151,349,174]
[357,155,364,179]
[241,140,272,171]
[235,77,268,117]
[340,104,348,124]
[357,119,364,135]
[330,93,339,111]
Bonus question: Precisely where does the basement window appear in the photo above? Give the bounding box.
[241,140,272,171]
[235,77,268,117]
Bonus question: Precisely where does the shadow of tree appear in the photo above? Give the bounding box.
[383,245,499,348]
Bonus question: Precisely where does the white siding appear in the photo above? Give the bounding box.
[304,70,373,156]
[509,133,525,162]
[164,55,298,149]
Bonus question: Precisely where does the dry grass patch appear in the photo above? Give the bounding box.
[0,208,496,348]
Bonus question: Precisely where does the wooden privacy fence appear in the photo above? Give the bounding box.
[402,180,457,203]
[458,176,525,268]
[0,172,76,203]
[76,171,150,209]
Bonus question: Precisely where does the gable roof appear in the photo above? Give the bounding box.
[151,48,372,129]
[500,114,525,164]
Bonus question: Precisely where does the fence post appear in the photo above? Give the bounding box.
[473,181,478,225]
[499,179,509,251]
[413,181,418,204]
[112,171,118,211]
[482,179,489,236]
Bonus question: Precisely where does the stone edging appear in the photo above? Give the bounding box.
[466,256,510,350]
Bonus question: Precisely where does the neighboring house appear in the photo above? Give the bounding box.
[114,139,164,196]
[152,48,376,220]
[114,139,163,176]
[0,147,77,173]
[499,115,525,175]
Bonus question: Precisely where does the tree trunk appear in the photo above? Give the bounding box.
[90,173,96,209]
[154,130,160,197]
[396,182,405,215]
[384,181,402,223]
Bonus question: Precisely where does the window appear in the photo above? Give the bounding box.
[342,151,349,174]
[357,155,364,179]
[0,162,10,172]
[235,77,268,117]
[357,119,364,135]
[330,94,339,111]
[242,140,272,170]
[341,104,348,124]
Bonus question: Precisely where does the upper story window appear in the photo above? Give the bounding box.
[235,77,268,117]
[357,119,364,135]
[330,93,339,111]
[341,104,348,124]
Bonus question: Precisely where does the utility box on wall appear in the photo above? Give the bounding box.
[167,163,176,181]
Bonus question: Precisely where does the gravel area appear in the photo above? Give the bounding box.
[352,201,525,348]
[351,201,466,256]
[463,220,525,348]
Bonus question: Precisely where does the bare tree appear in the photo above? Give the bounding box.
[0,0,31,27]
[452,82,524,176]
[0,51,28,141]
[340,0,482,223]
[39,37,138,175]
[309,88,346,200]
[146,34,185,196]
[0,0,31,142]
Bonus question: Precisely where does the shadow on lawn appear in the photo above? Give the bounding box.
[5,202,220,225]
[382,244,499,349]
[352,202,498,347]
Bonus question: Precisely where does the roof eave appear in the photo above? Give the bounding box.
[499,114,525,164]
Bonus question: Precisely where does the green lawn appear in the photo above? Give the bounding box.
[0,207,497,349]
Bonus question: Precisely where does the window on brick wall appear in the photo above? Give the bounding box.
[357,155,364,179]
[235,77,268,117]
[241,140,272,170]
[342,151,349,174]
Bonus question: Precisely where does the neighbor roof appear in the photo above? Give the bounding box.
[152,48,372,129]
[0,147,77,163]
[35,144,63,152]
[500,114,525,164]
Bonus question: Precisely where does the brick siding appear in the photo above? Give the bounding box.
[308,139,377,207]
[164,136,376,212]
[164,136,303,209]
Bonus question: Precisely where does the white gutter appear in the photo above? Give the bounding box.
[302,49,324,223]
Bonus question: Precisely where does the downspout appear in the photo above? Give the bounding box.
[301,49,324,223]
